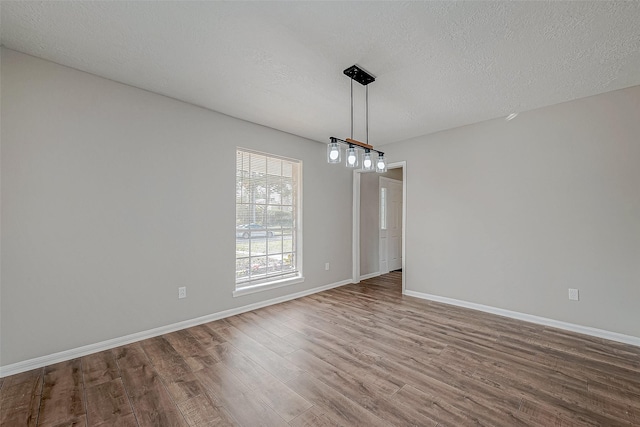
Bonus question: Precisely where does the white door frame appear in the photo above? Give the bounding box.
[352,161,407,294]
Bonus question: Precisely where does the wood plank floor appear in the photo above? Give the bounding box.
[2,272,640,426]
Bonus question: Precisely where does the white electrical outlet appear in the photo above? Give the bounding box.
[568,288,579,301]
[325,262,330,271]
[178,286,187,299]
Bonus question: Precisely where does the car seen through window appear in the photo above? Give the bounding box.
[236,223,274,239]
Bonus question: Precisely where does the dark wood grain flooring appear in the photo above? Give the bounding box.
[2,272,639,426]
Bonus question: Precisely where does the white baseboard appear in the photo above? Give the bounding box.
[359,271,381,281]
[0,279,352,378]
[404,290,640,348]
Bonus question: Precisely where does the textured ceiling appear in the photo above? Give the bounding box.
[2,1,640,146]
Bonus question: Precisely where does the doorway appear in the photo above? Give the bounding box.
[379,176,403,274]
[352,161,406,293]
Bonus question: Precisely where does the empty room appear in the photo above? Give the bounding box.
[1,1,639,426]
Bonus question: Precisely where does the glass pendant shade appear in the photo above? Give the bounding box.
[346,146,359,168]
[327,141,341,164]
[376,153,387,173]
[362,150,374,171]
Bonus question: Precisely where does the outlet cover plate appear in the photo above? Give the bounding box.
[568,288,579,301]
[178,286,187,299]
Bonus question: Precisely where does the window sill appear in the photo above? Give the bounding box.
[233,276,305,298]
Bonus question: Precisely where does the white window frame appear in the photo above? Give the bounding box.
[234,148,303,297]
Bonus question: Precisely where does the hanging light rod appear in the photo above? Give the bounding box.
[328,65,387,173]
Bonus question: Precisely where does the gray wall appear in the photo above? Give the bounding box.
[0,49,354,366]
[360,173,379,276]
[385,85,640,338]
[3,47,638,368]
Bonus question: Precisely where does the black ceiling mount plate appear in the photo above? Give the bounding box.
[343,65,375,86]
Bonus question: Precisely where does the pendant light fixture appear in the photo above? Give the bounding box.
[376,153,387,173]
[327,140,341,163]
[345,145,359,168]
[328,65,386,173]
[362,150,374,171]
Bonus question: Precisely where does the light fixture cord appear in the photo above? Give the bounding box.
[366,85,369,144]
[350,78,354,139]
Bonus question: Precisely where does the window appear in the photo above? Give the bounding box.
[235,148,302,296]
